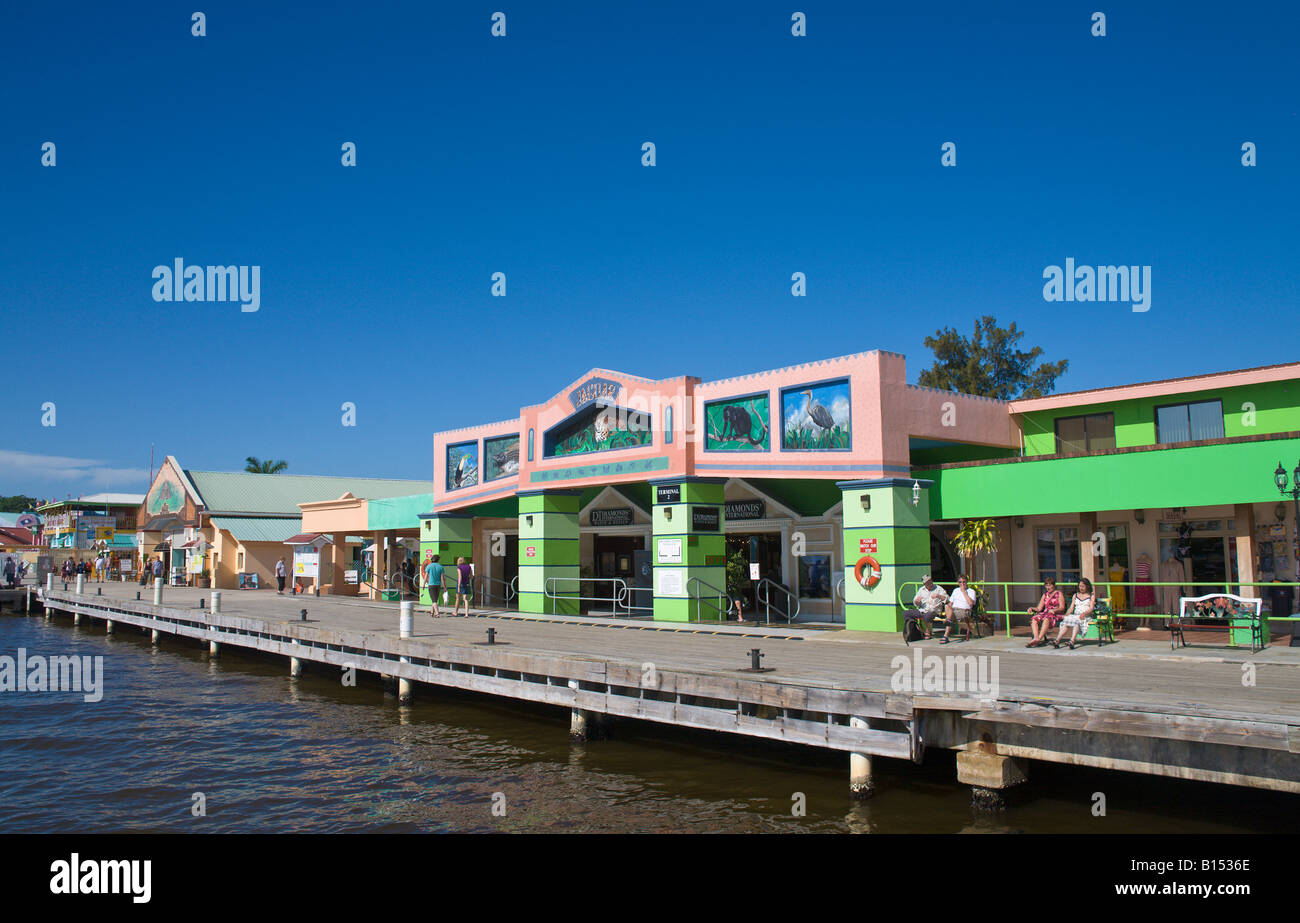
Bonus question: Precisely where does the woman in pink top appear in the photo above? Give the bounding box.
[1025,577,1066,647]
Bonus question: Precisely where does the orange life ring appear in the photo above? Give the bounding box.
[854,555,882,590]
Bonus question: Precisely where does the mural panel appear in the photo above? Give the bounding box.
[545,404,652,458]
[780,379,851,450]
[484,434,521,481]
[704,393,770,451]
[447,441,479,490]
[146,469,187,516]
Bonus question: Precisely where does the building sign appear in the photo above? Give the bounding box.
[724,500,765,521]
[657,538,682,564]
[293,550,320,578]
[656,484,681,504]
[691,507,720,532]
[569,377,620,411]
[525,546,536,558]
[344,569,359,585]
[187,553,205,574]
[531,456,670,483]
[656,567,685,597]
[590,508,634,527]
[749,562,761,580]
[859,538,878,553]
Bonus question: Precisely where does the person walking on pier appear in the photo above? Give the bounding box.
[275,557,287,595]
[151,555,164,584]
[423,554,445,617]
[453,557,472,617]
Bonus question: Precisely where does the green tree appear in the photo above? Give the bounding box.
[0,495,41,513]
[244,457,288,474]
[918,316,1068,400]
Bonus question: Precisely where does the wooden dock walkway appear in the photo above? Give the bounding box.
[29,583,1300,799]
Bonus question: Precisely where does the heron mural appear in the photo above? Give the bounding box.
[781,379,851,450]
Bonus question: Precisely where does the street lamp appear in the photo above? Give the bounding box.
[1275,460,1300,524]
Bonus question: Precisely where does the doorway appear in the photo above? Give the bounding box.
[726,532,786,615]
[592,534,644,613]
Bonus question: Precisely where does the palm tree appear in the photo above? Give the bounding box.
[954,518,999,629]
[245,457,288,474]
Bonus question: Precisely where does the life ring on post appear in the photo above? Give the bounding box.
[854,555,882,590]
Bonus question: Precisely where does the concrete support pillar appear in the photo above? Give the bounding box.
[151,629,160,644]
[398,675,413,706]
[153,578,163,605]
[209,640,219,657]
[568,679,588,742]
[839,478,933,631]
[371,530,385,600]
[1079,511,1100,585]
[46,573,53,592]
[290,656,303,677]
[73,612,81,625]
[399,600,414,639]
[649,478,727,622]
[957,749,1027,812]
[75,574,84,595]
[105,619,114,634]
[1234,504,1257,592]
[848,716,875,799]
[210,591,221,614]
[421,514,473,608]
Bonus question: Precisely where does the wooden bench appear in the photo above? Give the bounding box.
[1172,593,1264,653]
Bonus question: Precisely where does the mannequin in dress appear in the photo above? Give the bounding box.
[1134,553,1155,614]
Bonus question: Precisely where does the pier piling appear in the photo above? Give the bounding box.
[105,619,114,634]
[211,591,221,614]
[151,629,160,644]
[848,717,875,799]
[568,679,590,742]
[75,574,84,595]
[153,578,163,606]
[399,601,414,639]
[290,657,303,677]
[957,749,1027,812]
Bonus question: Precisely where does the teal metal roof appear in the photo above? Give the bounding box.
[185,471,433,515]
[367,493,436,530]
[209,516,304,543]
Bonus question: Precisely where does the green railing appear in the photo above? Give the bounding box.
[897,580,1300,639]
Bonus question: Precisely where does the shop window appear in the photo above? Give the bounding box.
[1053,413,1115,455]
[237,551,244,571]
[798,554,832,599]
[1036,527,1080,588]
[1155,399,1223,444]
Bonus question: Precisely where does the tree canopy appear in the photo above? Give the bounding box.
[0,495,41,513]
[917,316,1068,400]
[244,457,288,474]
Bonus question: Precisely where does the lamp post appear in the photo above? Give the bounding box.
[1275,460,1300,525]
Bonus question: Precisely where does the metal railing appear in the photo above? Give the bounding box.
[754,578,799,624]
[686,576,728,623]
[834,575,846,623]
[544,576,637,618]
[614,580,655,617]
[475,574,517,609]
[897,579,1300,640]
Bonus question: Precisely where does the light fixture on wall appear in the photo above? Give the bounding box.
[664,507,672,521]
[525,515,533,527]
[911,481,920,506]
[1276,503,1287,523]
[1014,516,1024,528]
[860,495,870,513]
[1134,509,1145,525]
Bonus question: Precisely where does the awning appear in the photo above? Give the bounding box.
[284,532,330,546]
[153,541,170,551]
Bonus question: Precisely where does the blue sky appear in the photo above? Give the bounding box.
[4,1,1297,499]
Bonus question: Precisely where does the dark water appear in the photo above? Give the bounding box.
[1,614,1293,833]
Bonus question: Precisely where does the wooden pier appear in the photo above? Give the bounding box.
[30,583,1300,800]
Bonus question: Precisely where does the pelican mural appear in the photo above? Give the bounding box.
[781,379,851,450]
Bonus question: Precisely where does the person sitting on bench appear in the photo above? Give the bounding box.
[908,575,949,640]
[940,575,978,644]
[1025,577,1066,647]
[1052,578,1096,650]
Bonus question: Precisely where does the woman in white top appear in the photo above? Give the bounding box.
[1052,578,1096,650]
[941,575,979,644]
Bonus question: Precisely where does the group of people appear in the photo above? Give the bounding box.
[1025,576,1097,650]
[3,555,26,588]
[908,574,981,643]
[421,554,474,617]
[59,556,113,582]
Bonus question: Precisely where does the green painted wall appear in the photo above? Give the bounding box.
[841,480,931,632]
[928,436,1300,519]
[652,480,726,622]
[1021,379,1300,455]
[516,492,580,615]
[419,516,472,605]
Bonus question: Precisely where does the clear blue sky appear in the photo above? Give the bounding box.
[4,1,1297,499]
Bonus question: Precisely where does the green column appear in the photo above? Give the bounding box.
[418,513,473,605]
[838,478,933,632]
[517,490,581,615]
[650,478,727,622]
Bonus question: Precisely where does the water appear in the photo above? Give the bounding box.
[1,614,1292,833]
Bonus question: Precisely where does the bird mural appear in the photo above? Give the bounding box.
[451,452,478,489]
[800,389,836,434]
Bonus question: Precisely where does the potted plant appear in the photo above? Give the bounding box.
[196,568,211,589]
